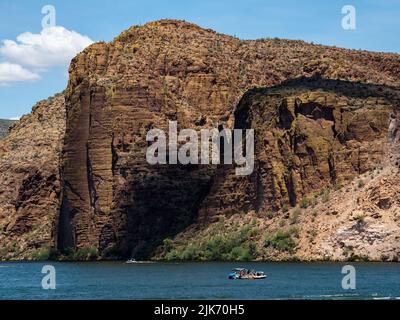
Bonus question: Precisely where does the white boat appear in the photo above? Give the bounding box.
[228,268,267,280]
[126,258,137,264]
[126,258,154,264]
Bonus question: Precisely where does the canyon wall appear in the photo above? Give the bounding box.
[1,20,400,260]
[158,78,400,262]
[0,94,65,259]
[59,20,400,259]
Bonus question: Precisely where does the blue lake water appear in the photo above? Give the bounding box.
[0,261,399,300]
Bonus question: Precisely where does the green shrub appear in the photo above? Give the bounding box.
[3,241,19,254]
[163,225,258,261]
[354,214,365,223]
[265,210,275,219]
[348,253,370,262]
[334,182,344,191]
[322,188,330,203]
[264,230,296,252]
[181,244,200,260]
[0,246,9,256]
[163,238,174,251]
[300,197,310,209]
[165,249,180,261]
[33,246,59,261]
[288,226,299,238]
[309,229,318,241]
[230,244,255,261]
[230,246,248,261]
[290,208,301,224]
[65,247,98,261]
[312,195,319,207]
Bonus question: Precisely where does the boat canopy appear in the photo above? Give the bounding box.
[232,268,248,272]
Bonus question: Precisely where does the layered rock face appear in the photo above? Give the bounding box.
[159,78,400,261]
[59,20,400,259]
[230,77,398,212]
[233,78,400,261]
[1,19,400,260]
[0,94,65,259]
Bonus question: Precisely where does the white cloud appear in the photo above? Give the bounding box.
[9,116,20,120]
[0,62,40,85]
[0,26,94,69]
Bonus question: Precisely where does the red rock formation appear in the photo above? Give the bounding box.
[0,94,65,259]
[59,20,400,259]
[1,20,400,260]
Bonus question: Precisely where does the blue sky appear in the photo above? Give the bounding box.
[0,0,399,119]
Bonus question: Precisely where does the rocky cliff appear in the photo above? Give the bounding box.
[0,94,65,259]
[159,77,400,261]
[1,19,400,260]
[0,119,16,139]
